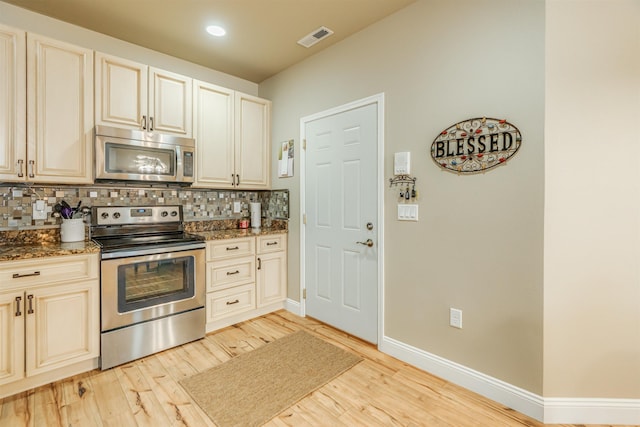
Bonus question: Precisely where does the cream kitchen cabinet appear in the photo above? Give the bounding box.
[193,82,271,189]
[234,92,271,189]
[0,29,93,183]
[0,289,24,386]
[0,254,100,397]
[204,233,287,332]
[0,24,26,182]
[95,52,192,137]
[205,237,256,325]
[256,234,287,307]
[193,80,234,188]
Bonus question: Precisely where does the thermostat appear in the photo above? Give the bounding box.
[394,152,411,175]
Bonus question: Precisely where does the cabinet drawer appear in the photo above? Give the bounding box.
[257,234,287,254]
[207,237,255,261]
[207,256,255,291]
[206,284,255,322]
[0,254,99,290]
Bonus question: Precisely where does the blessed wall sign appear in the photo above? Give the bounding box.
[430,117,521,174]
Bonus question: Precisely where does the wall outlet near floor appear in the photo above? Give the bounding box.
[450,308,463,329]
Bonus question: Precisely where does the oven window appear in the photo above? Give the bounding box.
[105,142,175,176]
[117,255,195,312]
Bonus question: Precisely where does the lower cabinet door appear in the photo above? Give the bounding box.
[256,251,287,307]
[0,290,25,386]
[25,281,99,377]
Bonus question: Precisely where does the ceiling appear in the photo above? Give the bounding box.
[1,0,416,83]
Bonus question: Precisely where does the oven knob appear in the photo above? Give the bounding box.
[113,212,120,219]
[170,211,178,217]
[101,212,109,219]
[161,211,168,217]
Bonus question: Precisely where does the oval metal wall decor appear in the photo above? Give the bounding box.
[430,117,521,174]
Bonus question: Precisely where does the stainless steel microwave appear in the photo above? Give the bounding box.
[95,126,195,184]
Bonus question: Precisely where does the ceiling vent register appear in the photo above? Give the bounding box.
[297,26,334,48]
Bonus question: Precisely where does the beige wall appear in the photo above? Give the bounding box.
[544,0,640,397]
[0,1,258,94]
[261,0,545,394]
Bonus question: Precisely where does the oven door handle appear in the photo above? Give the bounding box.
[100,242,205,259]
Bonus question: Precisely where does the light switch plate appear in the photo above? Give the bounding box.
[397,204,418,221]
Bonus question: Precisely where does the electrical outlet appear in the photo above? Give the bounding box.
[233,201,241,213]
[32,200,47,220]
[450,308,463,329]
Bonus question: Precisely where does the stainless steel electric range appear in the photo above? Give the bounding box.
[90,205,205,369]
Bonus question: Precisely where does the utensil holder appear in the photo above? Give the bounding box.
[60,218,85,242]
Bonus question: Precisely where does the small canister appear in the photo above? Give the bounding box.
[239,219,249,229]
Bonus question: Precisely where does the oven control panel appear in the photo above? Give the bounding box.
[93,205,182,226]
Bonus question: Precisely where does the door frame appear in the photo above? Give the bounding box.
[299,93,385,345]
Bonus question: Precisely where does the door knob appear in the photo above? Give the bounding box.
[356,239,374,247]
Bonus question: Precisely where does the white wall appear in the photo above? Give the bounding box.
[261,0,545,394]
[544,0,640,398]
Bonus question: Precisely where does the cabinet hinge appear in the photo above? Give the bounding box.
[303,213,307,225]
[303,139,307,150]
[303,288,307,299]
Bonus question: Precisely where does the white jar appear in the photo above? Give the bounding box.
[60,218,85,242]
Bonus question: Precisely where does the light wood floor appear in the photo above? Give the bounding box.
[0,310,622,427]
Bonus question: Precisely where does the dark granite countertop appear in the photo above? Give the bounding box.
[0,222,286,262]
[192,227,288,241]
[0,240,101,262]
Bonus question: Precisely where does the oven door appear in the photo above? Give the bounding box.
[100,247,205,332]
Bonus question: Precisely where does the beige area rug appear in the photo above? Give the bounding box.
[180,330,362,427]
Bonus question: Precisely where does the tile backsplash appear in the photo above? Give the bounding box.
[0,184,288,230]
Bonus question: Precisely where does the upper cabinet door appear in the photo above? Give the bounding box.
[149,67,192,137]
[193,80,235,188]
[235,92,271,189]
[95,52,148,130]
[27,34,93,184]
[0,24,26,182]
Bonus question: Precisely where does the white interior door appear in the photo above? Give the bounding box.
[304,100,379,344]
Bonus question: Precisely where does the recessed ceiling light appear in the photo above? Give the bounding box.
[206,25,226,37]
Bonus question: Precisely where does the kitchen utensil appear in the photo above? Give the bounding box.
[61,206,73,219]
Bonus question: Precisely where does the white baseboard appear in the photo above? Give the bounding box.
[379,335,640,425]
[544,398,640,425]
[285,298,302,316]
